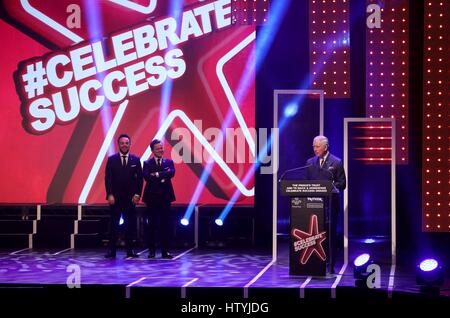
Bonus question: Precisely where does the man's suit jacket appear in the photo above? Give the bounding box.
[105,153,143,202]
[305,153,346,191]
[142,157,176,205]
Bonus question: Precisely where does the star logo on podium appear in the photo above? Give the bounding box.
[292,214,327,264]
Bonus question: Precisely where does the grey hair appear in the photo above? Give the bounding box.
[313,135,329,147]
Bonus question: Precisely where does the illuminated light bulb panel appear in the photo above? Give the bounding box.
[232,0,270,25]
[309,0,350,98]
[351,123,392,163]
[366,0,409,164]
[422,1,449,232]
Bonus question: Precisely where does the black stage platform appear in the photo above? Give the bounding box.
[1,244,449,312]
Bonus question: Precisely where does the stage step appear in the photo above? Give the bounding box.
[0,206,37,220]
[74,233,102,248]
[37,218,75,233]
[33,218,74,248]
[0,233,30,248]
[77,219,107,234]
[40,206,78,218]
[0,220,34,233]
[33,233,71,248]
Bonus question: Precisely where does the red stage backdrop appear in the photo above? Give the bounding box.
[0,0,255,205]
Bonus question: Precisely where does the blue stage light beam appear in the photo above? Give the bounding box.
[277,33,348,133]
[181,42,256,225]
[283,102,299,118]
[158,0,183,126]
[215,116,292,225]
[84,0,115,156]
[176,48,260,222]
[181,0,291,225]
[214,3,350,225]
[292,31,350,99]
[255,0,291,72]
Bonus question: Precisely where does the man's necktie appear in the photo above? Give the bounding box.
[122,155,126,167]
[157,158,161,166]
[320,158,324,168]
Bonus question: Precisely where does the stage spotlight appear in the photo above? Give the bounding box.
[215,219,223,226]
[363,238,375,244]
[416,258,444,295]
[119,214,124,225]
[353,253,375,288]
[354,253,371,270]
[283,102,298,118]
[180,218,189,226]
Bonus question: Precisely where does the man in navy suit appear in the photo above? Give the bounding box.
[104,134,143,258]
[305,135,346,274]
[143,139,176,259]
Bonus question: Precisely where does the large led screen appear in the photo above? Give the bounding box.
[0,0,255,205]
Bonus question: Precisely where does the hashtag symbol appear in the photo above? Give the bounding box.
[22,61,48,99]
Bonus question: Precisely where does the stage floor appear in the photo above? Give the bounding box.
[1,244,449,305]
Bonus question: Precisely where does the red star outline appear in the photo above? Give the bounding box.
[291,214,327,264]
[3,0,256,203]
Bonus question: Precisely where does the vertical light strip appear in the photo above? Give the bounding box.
[310,0,350,98]
[366,0,409,164]
[422,1,449,232]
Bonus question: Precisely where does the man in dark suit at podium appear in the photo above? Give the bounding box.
[105,134,143,258]
[143,139,176,259]
[305,135,346,274]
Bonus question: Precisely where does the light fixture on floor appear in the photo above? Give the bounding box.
[416,258,444,295]
[353,253,378,288]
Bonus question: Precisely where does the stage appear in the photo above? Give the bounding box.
[1,241,449,310]
[1,0,450,312]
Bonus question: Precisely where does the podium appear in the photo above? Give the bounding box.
[280,180,334,276]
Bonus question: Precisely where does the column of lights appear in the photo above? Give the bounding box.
[231,0,269,25]
[366,0,409,164]
[309,0,350,98]
[423,1,449,232]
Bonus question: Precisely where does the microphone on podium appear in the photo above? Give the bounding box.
[278,164,312,183]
